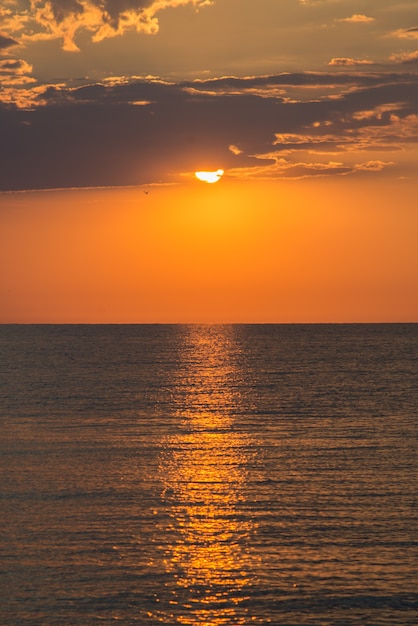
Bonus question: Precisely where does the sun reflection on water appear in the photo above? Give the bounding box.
[156,326,260,625]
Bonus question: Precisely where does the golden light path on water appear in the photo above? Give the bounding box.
[156,326,261,625]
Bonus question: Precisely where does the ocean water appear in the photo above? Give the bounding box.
[0,324,417,625]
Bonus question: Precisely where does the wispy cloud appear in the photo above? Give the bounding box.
[390,50,418,64]
[328,58,374,66]
[354,160,394,172]
[391,27,418,40]
[336,15,375,24]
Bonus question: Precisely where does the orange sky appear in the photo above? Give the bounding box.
[1,177,417,322]
[1,0,418,322]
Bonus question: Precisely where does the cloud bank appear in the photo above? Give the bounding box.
[1,71,417,190]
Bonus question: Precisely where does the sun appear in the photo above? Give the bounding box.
[195,169,224,183]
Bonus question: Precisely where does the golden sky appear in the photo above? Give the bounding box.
[1,0,418,322]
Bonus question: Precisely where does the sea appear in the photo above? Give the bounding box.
[0,324,417,626]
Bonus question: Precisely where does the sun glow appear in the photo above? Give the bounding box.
[195,169,224,183]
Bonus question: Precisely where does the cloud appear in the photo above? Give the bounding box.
[0,58,34,81]
[336,14,374,24]
[228,144,243,155]
[182,72,399,91]
[390,50,418,64]
[229,158,354,181]
[392,27,418,40]
[0,34,19,50]
[354,160,394,172]
[2,0,213,51]
[0,58,31,72]
[1,71,417,190]
[0,58,37,105]
[298,0,332,4]
[328,58,374,66]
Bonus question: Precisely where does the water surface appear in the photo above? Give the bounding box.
[1,324,417,624]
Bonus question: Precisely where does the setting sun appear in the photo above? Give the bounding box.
[195,169,224,183]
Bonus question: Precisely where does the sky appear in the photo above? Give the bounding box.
[1,0,418,322]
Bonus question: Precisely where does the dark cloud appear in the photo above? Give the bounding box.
[91,0,153,28]
[47,0,153,27]
[49,0,85,23]
[181,73,402,90]
[0,71,417,191]
[0,60,27,72]
[0,35,19,50]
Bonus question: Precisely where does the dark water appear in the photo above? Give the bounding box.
[0,324,417,625]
